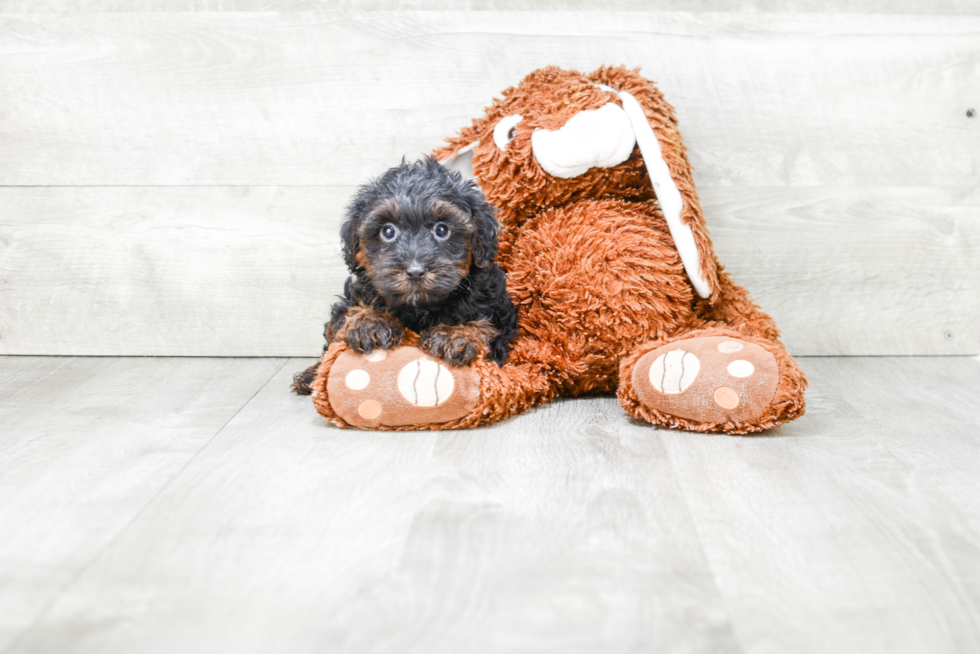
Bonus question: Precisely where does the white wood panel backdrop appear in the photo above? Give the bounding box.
[0,9,977,356]
[2,1,980,13]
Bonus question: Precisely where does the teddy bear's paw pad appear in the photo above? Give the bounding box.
[325,346,480,428]
[632,336,779,425]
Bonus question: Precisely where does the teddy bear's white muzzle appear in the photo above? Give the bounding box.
[530,102,636,179]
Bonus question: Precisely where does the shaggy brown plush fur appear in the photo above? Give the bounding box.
[309,65,806,434]
[617,327,806,434]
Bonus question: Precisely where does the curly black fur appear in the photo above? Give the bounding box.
[292,157,518,395]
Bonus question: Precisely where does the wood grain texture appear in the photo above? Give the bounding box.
[0,9,976,357]
[0,186,352,356]
[1,185,976,356]
[4,359,742,654]
[2,355,979,652]
[661,355,980,654]
[0,355,286,653]
[0,11,976,187]
[700,186,980,356]
[3,1,979,12]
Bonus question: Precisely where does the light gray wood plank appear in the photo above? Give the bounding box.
[1,185,976,357]
[0,356,286,653]
[0,11,976,187]
[5,359,741,654]
[2,0,978,13]
[661,356,980,654]
[2,355,979,652]
[0,186,353,356]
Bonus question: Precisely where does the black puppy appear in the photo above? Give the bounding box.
[293,157,518,395]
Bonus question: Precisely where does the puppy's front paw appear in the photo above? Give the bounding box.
[344,314,404,354]
[420,323,494,367]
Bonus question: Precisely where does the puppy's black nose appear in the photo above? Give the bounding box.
[405,261,427,280]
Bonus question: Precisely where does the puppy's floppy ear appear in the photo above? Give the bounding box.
[341,186,373,272]
[340,215,360,272]
[462,182,499,268]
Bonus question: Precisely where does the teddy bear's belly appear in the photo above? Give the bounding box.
[503,199,696,362]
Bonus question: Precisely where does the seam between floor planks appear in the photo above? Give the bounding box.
[2,356,979,653]
[0,356,290,654]
[659,438,750,654]
[6,358,290,654]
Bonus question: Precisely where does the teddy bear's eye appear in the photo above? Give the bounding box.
[380,224,399,242]
[493,115,523,150]
[433,223,450,240]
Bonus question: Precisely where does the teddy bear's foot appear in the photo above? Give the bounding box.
[318,346,481,429]
[623,334,803,433]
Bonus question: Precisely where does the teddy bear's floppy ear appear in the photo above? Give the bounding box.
[439,140,478,182]
[434,124,483,183]
[587,66,720,301]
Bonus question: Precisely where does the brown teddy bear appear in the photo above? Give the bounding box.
[309,65,807,434]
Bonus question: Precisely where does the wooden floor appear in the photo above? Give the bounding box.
[1,355,979,654]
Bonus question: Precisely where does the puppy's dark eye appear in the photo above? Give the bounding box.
[507,126,517,140]
[432,223,450,240]
[380,224,399,242]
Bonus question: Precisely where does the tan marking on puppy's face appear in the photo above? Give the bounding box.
[355,246,373,275]
[429,199,475,276]
[455,247,473,277]
[356,196,475,307]
[429,199,470,223]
